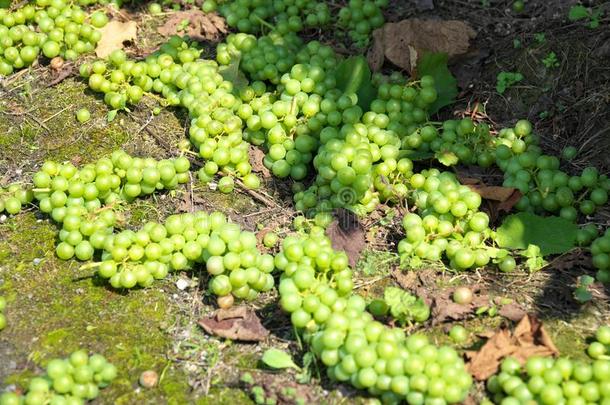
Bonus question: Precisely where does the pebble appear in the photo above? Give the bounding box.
[176,279,189,290]
[33,258,42,266]
[139,370,159,388]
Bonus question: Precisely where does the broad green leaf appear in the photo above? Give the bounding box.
[399,150,434,161]
[435,150,458,166]
[334,56,375,111]
[219,54,248,90]
[261,349,300,370]
[568,5,589,21]
[416,52,458,114]
[496,212,577,255]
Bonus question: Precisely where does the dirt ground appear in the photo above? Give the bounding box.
[1,0,609,404]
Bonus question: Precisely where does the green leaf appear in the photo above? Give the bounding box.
[334,56,375,111]
[568,5,589,21]
[435,150,458,166]
[399,150,434,161]
[496,212,577,255]
[219,53,248,90]
[416,52,458,114]
[261,349,300,370]
[574,287,592,303]
[383,287,430,324]
[107,110,118,122]
[579,275,595,286]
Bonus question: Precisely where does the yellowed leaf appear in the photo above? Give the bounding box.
[95,20,137,58]
[367,19,476,73]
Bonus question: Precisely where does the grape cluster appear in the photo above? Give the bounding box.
[591,229,610,284]
[430,119,496,167]
[32,150,189,261]
[96,211,275,304]
[492,122,610,219]
[0,0,108,76]
[0,350,117,405]
[372,76,438,140]
[217,0,330,34]
[338,0,387,48]
[218,35,342,181]
[83,38,261,189]
[0,295,6,331]
[486,328,610,405]
[0,183,33,215]
[397,170,510,271]
[291,76,439,216]
[276,230,472,404]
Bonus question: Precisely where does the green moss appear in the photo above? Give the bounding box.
[195,387,254,405]
[0,212,191,403]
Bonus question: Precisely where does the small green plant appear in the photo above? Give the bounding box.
[542,52,560,69]
[513,38,522,49]
[574,275,595,303]
[519,244,547,272]
[496,71,524,94]
[568,5,603,28]
[512,0,524,13]
[383,287,430,325]
[534,32,546,43]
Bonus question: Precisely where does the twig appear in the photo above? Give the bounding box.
[234,178,279,208]
[25,112,50,132]
[242,207,277,218]
[47,65,75,87]
[41,104,73,124]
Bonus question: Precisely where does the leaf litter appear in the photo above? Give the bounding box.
[198,306,269,342]
[95,20,138,58]
[326,208,366,267]
[367,19,476,73]
[158,9,227,41]
[466,314,559,381]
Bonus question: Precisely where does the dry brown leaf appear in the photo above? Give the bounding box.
[326,208,366,267]
[198,306,269,342]
[249,146,271,178]
[158,10,227,41]
[496,190,523,213]
[95,20,137,58]
[466,184,517,202]
[498,303,527,322]
[466,314,558,380]
[368,19,476,72]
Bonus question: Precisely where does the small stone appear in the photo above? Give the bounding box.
[33,258,42,266]
[139,370,159,388]
[176,279,189,290]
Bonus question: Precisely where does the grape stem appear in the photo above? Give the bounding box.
[254,16,274,31]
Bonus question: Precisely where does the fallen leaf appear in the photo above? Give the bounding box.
[158,9,227,41]
[198,306,269,342]
[95,20,137,58]
[466,314,558,380]
[424,285,489,324]
[498,303,527,322]
[456,174,522,218]
[367,19,476,72]
[326,208,366,267]
[248,146,271,177]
